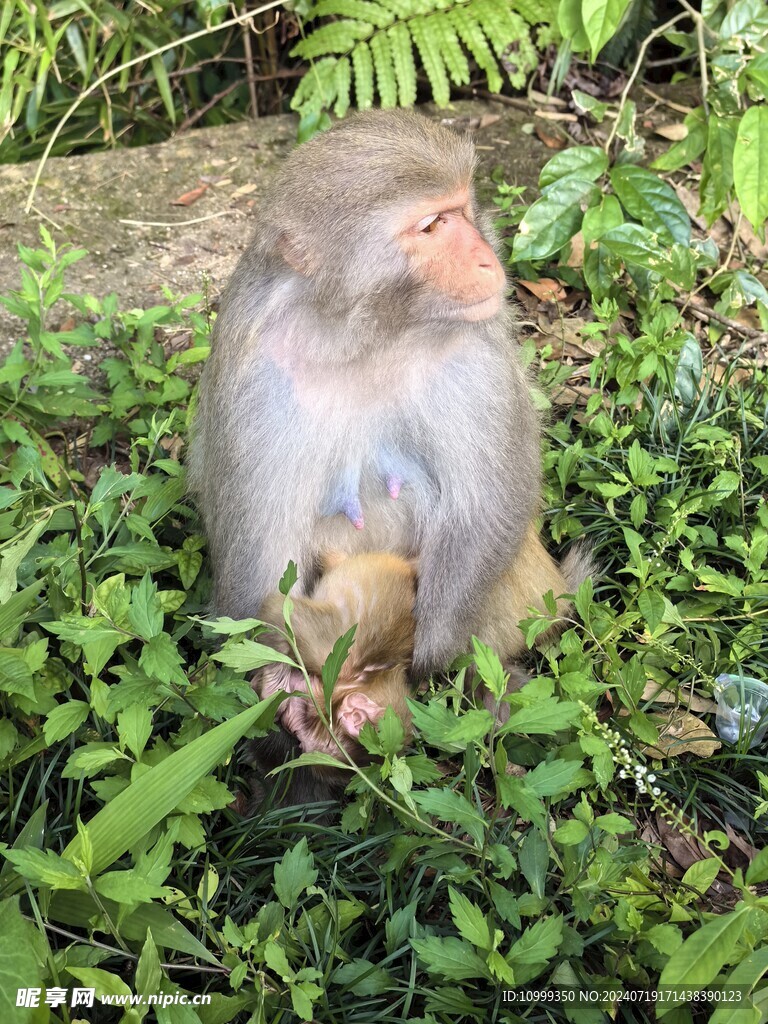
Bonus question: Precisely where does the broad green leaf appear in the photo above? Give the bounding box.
[681,858,721,896]
[637,590,665,634]
[513,178,599,261]
[610,165,691,245]
[212,639,298,672]
[332,958,392,995]
[49,891,219,964]
[557,0,589,49]
[594,812,634,835]
[582,0,630,61]
[408,700,493,752]
[411,936,491,981]
[0,898,48,1024]
[499,697,582,736]
[2,847,84,890]
[734,105,768,234]
[273,838,318,909]
[539,146,608,188]
[63,698,279,874]
[411,788,486,846]
[43,701,90,744]
[601,223,673,275]
[659,904,751,991]
[508,915,563,966]
[471,636,506,701]
[448,887,493,950]
[553,819,590,845]
[710,948,768,1024]
[526,757,588,798]
[652,108,707,172]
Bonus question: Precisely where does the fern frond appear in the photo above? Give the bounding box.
[370,32,398,108]
[377,0,426,15]
[511,0,545,24]
[352,40,375,108]
[290,56,339,112]
[308,0,393,30]
[409,15,450,106]
[434,16,471,86]
[387,21,417,106]
[291,21,372,61]
[449,6,502,93]
[333,56,352,117]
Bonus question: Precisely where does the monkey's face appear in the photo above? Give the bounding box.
[259,665,410,768]
[396,190,506,322]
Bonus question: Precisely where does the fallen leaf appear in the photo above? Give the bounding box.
[171,184,209,207]
[655,123,688,141]
[534,121,568,149]
[641,682,715,714]
[519,278,567,303]
[643,710,721,759]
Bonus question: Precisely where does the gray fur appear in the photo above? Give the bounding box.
[188,109,541,678]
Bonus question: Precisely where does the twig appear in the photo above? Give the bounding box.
[241,4,259,118]
[119,211,240,228]
[674,298,767,342]
[178,79,243,131]
[605,11,689,153]
[640,85,692,115]
[453,85,532,112]
[25,0,283,214]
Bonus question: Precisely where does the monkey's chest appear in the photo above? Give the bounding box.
[316,449,432,553]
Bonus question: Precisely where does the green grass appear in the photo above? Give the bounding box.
[0,228,767,1023]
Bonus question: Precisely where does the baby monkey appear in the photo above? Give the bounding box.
[252,551,416,799]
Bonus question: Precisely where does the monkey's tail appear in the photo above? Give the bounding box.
[561,541,597,593]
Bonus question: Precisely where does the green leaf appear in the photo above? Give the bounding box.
[408,700,493,752]
[0,898,48,1023]
[710,948,768,1024]
[581,0,630,62]
[322,624,356,708]
[594,812,634,835]
[128,571,164,641]
[273,838,318,909]
[610,165,691,245]
[637,590,665,634]
[681,857,721,896]
[499,697,582,736]
[553,819,590,845]
[139,632,186,685]
[526,758,587,798]
[332,958,392,995]
[43,701,90,744]
[411,936,491,981]
[411,788,486,846]
[448,887,493,950]
[150,54,176,125]
[539,146,608,188]
[734,105,768,234]
[62,699,279,874]
[513,178,598,261]
[508,914,563,966]
[471,636,506,701]
[659,904,751,991]
[212,639,298,672]
[2,847,84,890]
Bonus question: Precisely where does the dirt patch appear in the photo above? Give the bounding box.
[0,100,552,353]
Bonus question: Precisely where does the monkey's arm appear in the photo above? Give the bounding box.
[411,367,541,675]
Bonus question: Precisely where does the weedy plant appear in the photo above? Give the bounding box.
[0,214,766,1022]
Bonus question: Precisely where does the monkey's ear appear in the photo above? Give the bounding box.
[318,549,348,574]
[336,692,385,738]
[277,232,311,275]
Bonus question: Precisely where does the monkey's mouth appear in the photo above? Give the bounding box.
[456,291,503,322]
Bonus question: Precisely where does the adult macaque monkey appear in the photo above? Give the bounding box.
[190,109,555,676]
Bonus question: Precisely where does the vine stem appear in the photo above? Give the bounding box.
[25,1,283,214]
[604,10,690,154]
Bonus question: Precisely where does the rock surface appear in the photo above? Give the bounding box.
[0,99,552,352]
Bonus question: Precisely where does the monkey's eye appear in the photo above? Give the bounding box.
[417,214,441,234]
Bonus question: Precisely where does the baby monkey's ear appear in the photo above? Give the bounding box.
[336,692,386,738]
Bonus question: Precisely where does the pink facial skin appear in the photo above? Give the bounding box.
[260,667,384,760]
